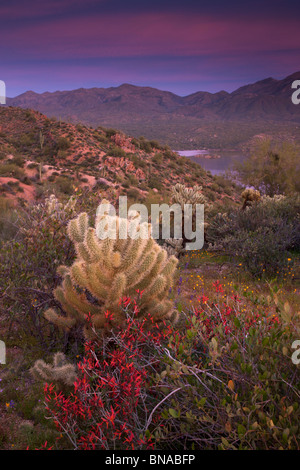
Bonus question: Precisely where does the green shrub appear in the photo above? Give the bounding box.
[139,139,152,153]
[105,128,117,138]
[206,195,300,277]
[55,176,73,195]
[0,197,18,242]
[0,195,78,351]
[57,137,71,151]
[148,175,162,190]
[126,187,140,200]
[108,146,126,158]
[151,289,300,450]
[152,153,163,165]
[0,163,25,179]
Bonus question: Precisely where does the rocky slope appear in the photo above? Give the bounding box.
[0,106,240,207]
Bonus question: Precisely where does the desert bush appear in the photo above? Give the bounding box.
[42,298,161,450]
[148,175,162,190]
[10,155,25,167]
[17,133,35,148]
[0,197,18,242]
[139,138,152,153]
[126,187,140,200]
[207,195,300,277]
[236,140,300,196]
[57,137,71,151]
[105,128,117,138]
[55,176,74,195]
[129,154,147,169]
[0,195,78,351]
[151,286,300,450]
[108,146,126,158]
[42,287,300,450]
[149,140,161,150]
[152,153,163,165]
[0,163,25,179]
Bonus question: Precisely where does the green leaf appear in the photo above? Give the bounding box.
[262,337,269,346]
[169,408,179,418]
[198,397,207,407]
[238,424,246,437]
[221,437,230,448]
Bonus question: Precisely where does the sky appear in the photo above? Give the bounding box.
[0,0,299,97]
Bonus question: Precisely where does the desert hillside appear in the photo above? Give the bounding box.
[0,106,240,207]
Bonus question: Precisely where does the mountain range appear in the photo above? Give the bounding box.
[5,71,300,149]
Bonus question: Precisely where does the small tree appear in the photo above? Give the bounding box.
[236,140,300,196]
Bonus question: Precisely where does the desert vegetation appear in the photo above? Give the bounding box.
[0,111,299,450]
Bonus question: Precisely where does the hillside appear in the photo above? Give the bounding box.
[5,72,300,150]
[0,106,240,207]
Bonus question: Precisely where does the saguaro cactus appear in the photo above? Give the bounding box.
[39,130,44,150]
[44,201,178,338]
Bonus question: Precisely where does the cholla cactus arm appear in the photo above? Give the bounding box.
[43,200,179,339]
[67,212,88,243]
[30,352,77,390]
[44,308,77,329]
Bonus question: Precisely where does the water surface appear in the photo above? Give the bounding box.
[176,150,246,175]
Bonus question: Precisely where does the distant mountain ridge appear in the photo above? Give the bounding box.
[4,72,300,149]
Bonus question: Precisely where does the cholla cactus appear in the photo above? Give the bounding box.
[30,352,77,390]
[205,212,230,250]
[171,183,207,211]
[260,194,286,206]
[162,183,208,257]
[241,188,261,210]
[44,193,77,220]
[20,194,77,240]
[44,200,178,338]
[163,238,185,258]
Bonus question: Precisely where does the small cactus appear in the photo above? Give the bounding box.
[161,183,208,256]
[30,352,77,390]
[163,238,185,258]
[171,183,207,210]
[241,188,261,210]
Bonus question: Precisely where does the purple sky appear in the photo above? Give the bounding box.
[1,0,299,97]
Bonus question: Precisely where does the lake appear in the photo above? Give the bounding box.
[175,150,246,175]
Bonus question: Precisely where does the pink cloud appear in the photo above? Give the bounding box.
[2,12,299,61]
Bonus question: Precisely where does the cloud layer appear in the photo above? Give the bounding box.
[1,0,299,96]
